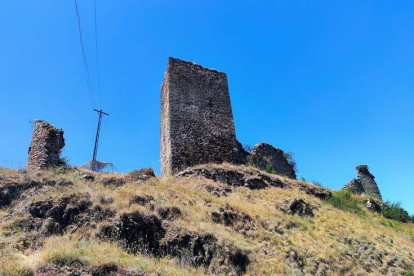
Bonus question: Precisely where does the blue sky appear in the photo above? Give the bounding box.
[1,1,413,214]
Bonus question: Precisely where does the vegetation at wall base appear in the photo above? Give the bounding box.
[325,190,365,216]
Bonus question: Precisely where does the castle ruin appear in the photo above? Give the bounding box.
[160,57,297,178]
[27,120,65,170]
[160,58,245,176]
[249,143,297,179]
[343,165,382,199]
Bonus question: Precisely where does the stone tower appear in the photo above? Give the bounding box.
[160,57,243,176]
[27,120,65,170]
[343,165,382,199]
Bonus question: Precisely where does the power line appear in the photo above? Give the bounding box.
[74,0,97,108]
[94,0,103,108]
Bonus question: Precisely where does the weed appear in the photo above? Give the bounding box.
[382,202,410,223]
[325,190,365,215]
[0,253,34,276]
[243,144,252,154]
[283,152,297,173]
[312,181,322,187]
[265,164,276,174]
[403,269,414,276]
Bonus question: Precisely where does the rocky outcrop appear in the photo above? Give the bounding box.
[202,183,234,197]
[127,168,156,182]
[0,176,72,207]
[99,211,250,274]
[130,195,154,206]
[96,176,126,187]
[27,120,65,170]
[37,263,148,276]
[157,206,182,221]
[160,223,250,274]
[343,165,382,200]
[211,206,255,234]
[177,166,331,200]
[99,211,165,254]
[365,199,382,213]
[248,143,296,179]
[277,199,317,217]
[29,194,113,236]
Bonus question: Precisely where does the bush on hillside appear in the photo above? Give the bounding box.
[265,164,276,174]
[243,144,252,154]
[403,269,414,276]
[382,201,411,223]
[325,190,364,215]
[283,152,297,173]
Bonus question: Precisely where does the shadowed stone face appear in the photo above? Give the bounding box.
[249,143,297,179]
[343,179,364,194]
[160,57,243,177]
[27,120,65,170]
[356,165,382,200]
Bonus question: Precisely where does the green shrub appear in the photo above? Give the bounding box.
[312,180,322,187]
[382,202,410,223]
[403,269,414,276]
[325,190,364,215]
[283,152,297,173]
[265,164,276,174]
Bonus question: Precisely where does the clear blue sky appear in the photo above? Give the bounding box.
[1,1,413,214]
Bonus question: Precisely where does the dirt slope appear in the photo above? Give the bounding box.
[0,164,413,275]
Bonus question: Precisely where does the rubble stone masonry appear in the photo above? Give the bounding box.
[27,120,65,170]
[160,58,243,176]
[249,143,297,179]
[343,165,382,200]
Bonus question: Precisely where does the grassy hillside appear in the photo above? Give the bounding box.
[0,164,413,275]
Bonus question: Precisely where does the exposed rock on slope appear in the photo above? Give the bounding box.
[0,165,413,276]
[177,165,331,199]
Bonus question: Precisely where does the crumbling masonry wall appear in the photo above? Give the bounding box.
[160,58,243,176]
[249,143,297,179]
[27,120,65,170]
[343,165,382,199]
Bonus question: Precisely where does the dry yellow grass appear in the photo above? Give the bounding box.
[0,165,413,275]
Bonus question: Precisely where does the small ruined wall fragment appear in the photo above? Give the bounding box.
[356,165,382,199]
[249,143,296,179]
[343,165,382,200]
[27,120,65,170]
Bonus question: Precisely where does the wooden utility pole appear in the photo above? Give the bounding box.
[91,109,109,171]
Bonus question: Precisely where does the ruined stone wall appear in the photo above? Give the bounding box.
[160,57,242,176]
[343,165,382,200]
[343,179,364,194]
[356,165,382,199]
[249,143,297,179]
[27,120,65,170]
